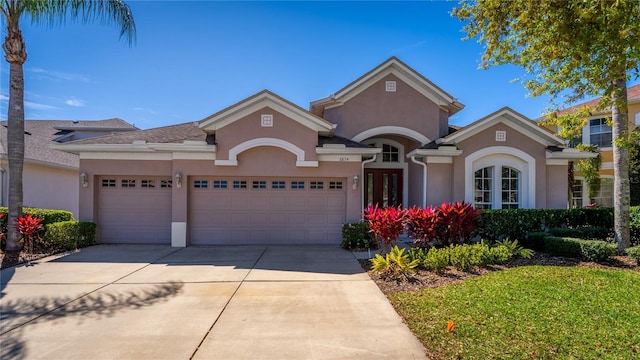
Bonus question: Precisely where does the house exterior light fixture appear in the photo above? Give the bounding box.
[352,174,359,190]
[175,172,182,188]
[80,172,88,188]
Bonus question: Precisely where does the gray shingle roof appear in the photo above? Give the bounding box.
[0,118,136,168]
[67,122,208,145]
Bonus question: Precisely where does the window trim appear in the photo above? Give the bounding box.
[465,147,535,208]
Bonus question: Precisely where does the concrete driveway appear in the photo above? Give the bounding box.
[0,245,427,360]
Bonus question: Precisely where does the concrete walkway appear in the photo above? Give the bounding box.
[0,245,427,360]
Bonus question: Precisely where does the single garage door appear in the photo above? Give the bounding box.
[189,177,346,245]
[98,176,172,244]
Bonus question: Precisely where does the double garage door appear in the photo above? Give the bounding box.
[98,176,346,245]
[189,177,346,245]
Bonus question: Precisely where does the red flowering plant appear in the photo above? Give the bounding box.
[437,202,481,245]
[363,204,407,252]
[405,206,441,247]
[17,214,44,253]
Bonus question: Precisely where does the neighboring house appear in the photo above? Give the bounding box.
[0,118,137,217]
[547,84,640,208]
[54,57,594,246]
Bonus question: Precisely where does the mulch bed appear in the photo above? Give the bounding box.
[0,242,65,270]
[359,252,640,295]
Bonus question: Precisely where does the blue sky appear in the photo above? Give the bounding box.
[1,1,637,130]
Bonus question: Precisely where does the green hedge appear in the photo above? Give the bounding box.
[543,236,616,262]
[44,221,96,250]
[341,222,376,250]
[476,208,615,241]
[548,226,611,241]
[626,246,640,265]
[0,207,73,229]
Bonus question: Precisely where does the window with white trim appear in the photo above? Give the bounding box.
[501,167,520,209]
[291,181,305,189]
[141,180,155,188]
[571,180,584,208]
[473,166,520,209]
[160,180,172,188]
[474,168,493,209]
[589,118,612,148]
[272,181,286,189]
[382,144,399,162]
[593,178,613,207]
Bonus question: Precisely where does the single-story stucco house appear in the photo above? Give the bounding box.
[53,57,594,246]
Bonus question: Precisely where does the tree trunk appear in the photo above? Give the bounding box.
[611,79,631,254]
[3,12,27,252]
[5,62,25,251]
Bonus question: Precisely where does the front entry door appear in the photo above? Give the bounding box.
[365,169,403,208]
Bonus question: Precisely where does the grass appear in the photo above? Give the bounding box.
[391,266,640,360]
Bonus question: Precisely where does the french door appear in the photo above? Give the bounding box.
[365,169,403,208]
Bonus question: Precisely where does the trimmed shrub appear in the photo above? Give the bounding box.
[0,207,74,225]
[341,222,376,250]
[476,208,614,241]
[544,236,582,258]
[579,240,617,262]
[423,247,450,274]
[524,232,548,251]
[45,221,96,250]
[549,227,611,241]
[544,236,616,262]
[626,246,640,265]
[487,245,513,264]
[631,206,640,246]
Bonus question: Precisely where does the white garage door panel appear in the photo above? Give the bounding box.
[189,177,346,245]
[98,177,172,244]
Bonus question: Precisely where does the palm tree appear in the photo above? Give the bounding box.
[1,0,135,251]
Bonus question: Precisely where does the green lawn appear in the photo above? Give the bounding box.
[391,266,640,360]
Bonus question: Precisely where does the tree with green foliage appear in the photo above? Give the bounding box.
[453,0,640,253]
[1,0,135,252]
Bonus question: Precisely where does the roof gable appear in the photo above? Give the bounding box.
[310,57,464,115]
[199,90,335,135]
[444,107,565,146]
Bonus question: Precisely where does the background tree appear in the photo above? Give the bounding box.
[453,0,640,253]
[1,0,135,251]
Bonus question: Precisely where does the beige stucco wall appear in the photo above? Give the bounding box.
[20,163,79,217]
[546,165,569,208]
[324,74,448,141]
[216,107,318,162]
[426,163,453,207]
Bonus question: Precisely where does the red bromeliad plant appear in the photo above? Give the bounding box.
[17,214,44,253]
[363,204,407,251]
[405,206,441,247]
[437,202,480,245]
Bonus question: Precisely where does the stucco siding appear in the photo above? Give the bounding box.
[452,123,551,209]
[216,107,318,161]
[426,163,453,207]
[22,163,79,217]
[546,165,568,208]
[330,74,443,141]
